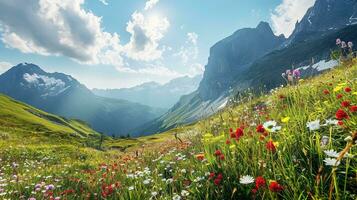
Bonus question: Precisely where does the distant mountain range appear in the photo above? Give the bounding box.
[0,63,165,137]
[92,75,202,109]
[138,0,357,135]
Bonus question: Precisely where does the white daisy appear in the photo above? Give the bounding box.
[307,120,320,131]
[263,121,277,129]
[239,175,254,184]
[172,194,181,200]
[181,190,189,197]
[324,119,338,126]
[271,126,282,132]
[324,150,339,158]
[323,158,340,167]
[128,186,134,191]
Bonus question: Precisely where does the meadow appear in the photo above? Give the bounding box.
[0,59,356,200]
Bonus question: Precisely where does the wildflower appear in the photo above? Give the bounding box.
[348,41,353,48]
[324,119,338,126]
[324,90,330,95]
[269,181,284,192]
[256,124,265,133]
[239,175,254,184]
[336,94,343,99]
[181,190,189,197]
[350,105,357,112]
[338,121,344,126]
[335,109,349,120]
[263,121,277,129]
[209,172,215,179]
[266,141,276,152]
[306,120,320,131]
[236,128,244,139]
[255,176,266,189]
[196,154,204,161]
[151,191,158,197]
[214,150,222,156]
[341,41,347,48]
[345,87,352,93]
[320,136,330,146]
[45,184,55,191]
[341,101,350,107]
[214,178,221,186]
[143,179,151,185]
[292,69,301,78]
[219,154,225,160]
[324,150,339,158]
[128,186,134,191]
[226,139,231,144]
[172,194,181,200]
[281,117,290,123]
[323,158,340,167]
[336,38,341,45]
[271,126,281,132]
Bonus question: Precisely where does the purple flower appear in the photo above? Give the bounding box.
[348,41,353,48]
[45,184,55,191]
[336,38,341,45]
[293,69,301,78]
[35,184,42,189]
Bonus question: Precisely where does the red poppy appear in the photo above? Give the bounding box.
[350,105,357,113]
[266,141,276,152]
[209,172,215,179]
[336,109,349,120]
[269,181,284,192]
[229,128,233,133]
[323,89,330,95]
[341,101,351,107]
[219,154,225,160]
[338,121,344,126]
[251,188,258,194]
[214,178,221,185]
[256,124,265,133]
[255,176,266,189]
[214,149,222,156]
[345,87,352,93]
[236,128,244,139]
[216,173,223,180]
[336,94,343,99]
[230,132,236,139]
[226,139,231,144]
[196,154,204,161]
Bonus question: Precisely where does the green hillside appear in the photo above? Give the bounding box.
[0,94,100,145]
[0,60,356,200]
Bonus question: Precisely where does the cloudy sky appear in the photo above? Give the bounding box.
[0,0,315,89]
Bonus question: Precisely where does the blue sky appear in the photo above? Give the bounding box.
[0,0,315,89]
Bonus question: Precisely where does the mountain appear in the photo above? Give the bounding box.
[92,75,202,109]
[137,22,286,134]
[285,0,357,45]
[0,63,165,137]
[0,93,100,145]
[199,21,286,100]
[140,0,357,135]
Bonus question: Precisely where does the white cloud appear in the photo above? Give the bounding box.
[175,32,199,64]
[0,61,12,73]
[0,0,123,66]
[124,11,170,61]
[98,0,108,5]
[116,64,183,81]
[144,0,160,10]
[188,63,204,76]
[271,0,316,37]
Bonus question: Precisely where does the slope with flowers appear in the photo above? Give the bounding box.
[0,60,356,199]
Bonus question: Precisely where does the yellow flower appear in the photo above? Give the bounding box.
[281,117,290,123]
[353,92,357,96]
[333,86,343,92]
[273,142,279,147]
[229,145,236,149]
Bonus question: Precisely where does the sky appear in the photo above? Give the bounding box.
[0,0,316,89]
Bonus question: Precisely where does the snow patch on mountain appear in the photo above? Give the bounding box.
[23,73,66,88]
[300,59,338,71]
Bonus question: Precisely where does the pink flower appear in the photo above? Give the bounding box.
[293,69,301,78]
[341,41,347,48]
[336,38,341,45]
[348,41,353,48]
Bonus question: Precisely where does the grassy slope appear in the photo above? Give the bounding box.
[0,94,100,145]
[0,60,356,199]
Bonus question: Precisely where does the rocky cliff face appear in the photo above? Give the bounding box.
[199,22,285,100]
[286,0,357,45]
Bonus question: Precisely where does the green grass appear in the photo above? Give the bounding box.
[0,60,356,200]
